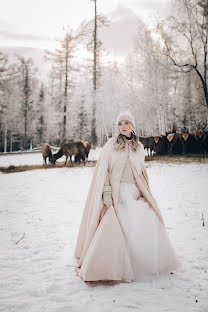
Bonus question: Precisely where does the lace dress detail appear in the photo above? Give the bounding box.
[120,158,137,185]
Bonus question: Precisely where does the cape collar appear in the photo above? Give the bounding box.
[121,134,133,142]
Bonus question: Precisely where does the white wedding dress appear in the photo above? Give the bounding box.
[103,139,181,283]
[117,181,181,283]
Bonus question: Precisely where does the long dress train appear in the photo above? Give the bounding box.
[117,181,181,282]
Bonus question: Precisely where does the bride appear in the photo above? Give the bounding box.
[74,111,181,283]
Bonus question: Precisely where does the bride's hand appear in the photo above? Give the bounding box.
[102,185,112,209]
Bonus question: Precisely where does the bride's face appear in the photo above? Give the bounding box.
[118,120,132,137]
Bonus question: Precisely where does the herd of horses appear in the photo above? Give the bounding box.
[41,141,91,165]
[139,129,208,156]
[41,129,208,165]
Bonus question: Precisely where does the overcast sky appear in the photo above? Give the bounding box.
[0,0,172,50]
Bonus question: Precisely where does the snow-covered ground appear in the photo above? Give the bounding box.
[0,147,102,167]
[0,159,208,312]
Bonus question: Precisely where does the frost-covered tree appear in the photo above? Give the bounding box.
[83,1,110,146]
[76,94,90,140]
[157,0,208,107]
[0,51,18,151]
[46,26,88,143]
[15,56,38,148]
[36,82,46,144]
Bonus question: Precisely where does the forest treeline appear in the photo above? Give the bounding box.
[0,0,207,153]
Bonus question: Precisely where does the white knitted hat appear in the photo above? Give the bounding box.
[116,111,135,129]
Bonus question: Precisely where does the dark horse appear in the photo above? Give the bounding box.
[53,141,86,165]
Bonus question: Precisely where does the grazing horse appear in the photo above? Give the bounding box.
[75,141,91,163]
[83,141,91,159]
[53,141,86,165]
[41,143,55,164]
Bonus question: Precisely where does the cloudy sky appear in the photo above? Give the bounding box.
[0,0,171,50]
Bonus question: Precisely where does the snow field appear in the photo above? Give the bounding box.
[0,161,208,312]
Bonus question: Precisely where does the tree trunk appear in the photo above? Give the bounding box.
[91,0,98,147]
[10,135,13,152]
[4,122,7,153]
[24,66,29,149]
[63,45,69,141]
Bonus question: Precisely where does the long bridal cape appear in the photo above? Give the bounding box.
[74,137,166,282]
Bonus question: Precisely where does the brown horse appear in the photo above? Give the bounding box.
[41,143,55,164]
[53,141,86,165]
